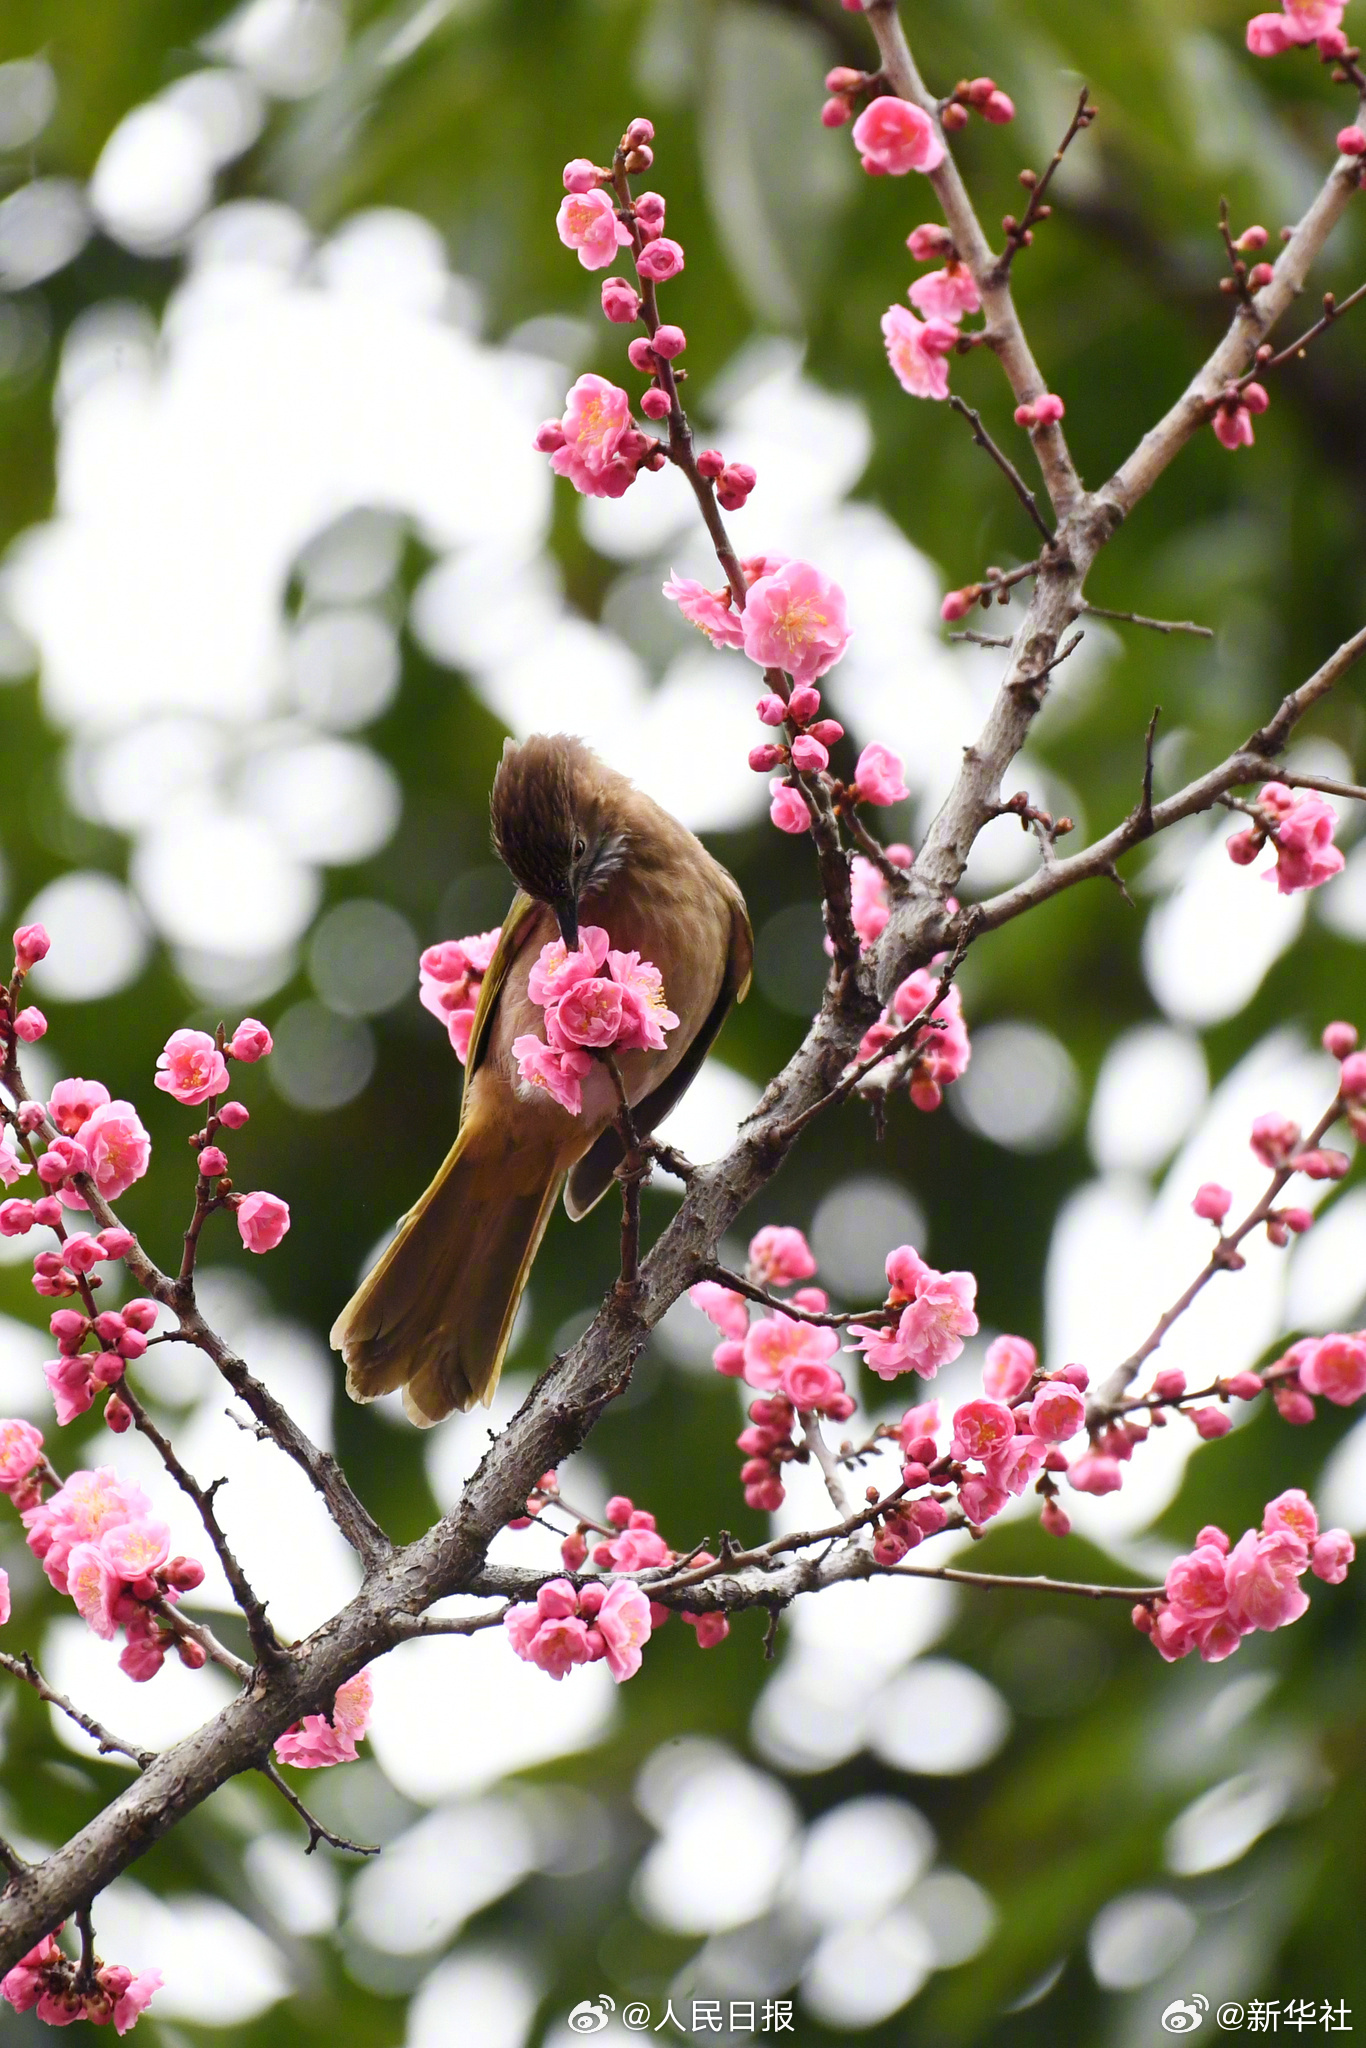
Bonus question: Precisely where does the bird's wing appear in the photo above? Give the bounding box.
[459,888,538,1130]
[564,892,753,1220]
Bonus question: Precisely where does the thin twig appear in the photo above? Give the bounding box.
[392,1605,512,1639]
[950,629,1014,648]
[1240,765,1366,806]
[948,395,1054,542]
[994,86,1095,284]
[1080,603,1213,638]
[1256,277,1366,374]
[695,1263,878,1328]
[880,1560,1162,1601]
[0,1651,155,1770]
[258,1760,378,1857]
[74,1901,96,1992]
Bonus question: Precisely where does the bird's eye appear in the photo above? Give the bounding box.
[572,835,587,860]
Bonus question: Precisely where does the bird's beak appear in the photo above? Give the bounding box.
[556,900,580,952]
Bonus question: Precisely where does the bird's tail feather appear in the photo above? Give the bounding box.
[330,1107,562,1425]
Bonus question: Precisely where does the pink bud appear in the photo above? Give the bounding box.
[1323,1020,1358,1059]
[1266,1218,1290,1247]
[601,276,643,323]
[697,448,725,480]
[198,1146,228,1177]
[162,1555,205,1590]
[982,90,1015,123]
[907,223,953,260]
[756,694,786,726]
[826,66,863,91]
[640,386,671,419]
[90,1351,125,1387]
[563,158,600,194]
[18,1102,44,1134]
[96,1226,134,1259]
[228,1018,272,1063]
[808,720,844,746]
[116,1327,148,1359]
[1131,1603,1153,1634]
[0,1199,35,1236]
[605,1494,633,1529]
[1319,26,1349,55]
[1338,1051,1366,1099]
[722,461,756,493]
[32,1196,62,1227]
[49,1308,89,1351]
[745,1477,785,1511]
[1275,1385,1316,1425]
[533,420,566,453]
[625,117,655,148]
[61,1234,101,1275]
[1247,263,1275,288]
[790,735,829,773]
[627,336,656,372]
[1283,1207,1313,1233]
[636,237,684,282]
[1338,126,1366,157]
[1040,1498,1070,1538]
[14,1008,46,1042]
[903,1434,938,1465]
[1224,1372,1263,1401]
[121,1299,159,1332]
[1291,1148,1350,1180]
[634,190,666,231]
[104,1393,132,1432]
[1032,392,1065,423]
[177,1637,208,1669]
[1059,1363,1089,1391]
[902,1461,931,1488]
[1236,225,1269,251]
[1190,1405,1232,1440]
[1192,1182,1232,1223]
[1226,828,1261,866]
[13,924,50,970]
[652,324,686,358]
[748,743,784,773]
[939,588,974,622]
[787,685,821,722]
[712,1339,746,1376]
[1196,1524,1230,1553]
[1242,381,1270,414]
[560,1532,588,1571]
[942,102,968,132]
[965,76,997,107]
[821,96,852,127]
[1014,402,1037,427]
[578,1581,605,1618]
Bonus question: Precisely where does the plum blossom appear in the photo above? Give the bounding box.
[1299,1331,1366,1404]
[60,1101,151,1209]
[550,374,643,499]
[555,188,632,269]
[661,573,745,649]
[275,1668,374,1765]
[0,1417,44,1495]
[748,1224,816,1286]
[689,1280,750,1339]
[1246,0,1345,54]
[983,1334,1036,1400]
[155,1028,229,1106]
[595,1580,654,1682]
[908,263,980,322]
[950,1398,1016,1462]
[512,1034,594,1114]
[743,1312,839,1392]
[741,560,851,686]
[851,96,945,175]
[853,743,910,806]
[419,930,501,1062]
[1028,1380,1086,1443]
[514,927,678,1112]
[236,1191,290,1253]
[0,1127,29,1188]
[636,236,685,281]
[505,1577,654,1684]
[881,306,958,399]
[227,1017,272,1062]
[1258,783,1344,894]
[849,1264,978,1380]
[48,1078,109,1135]
[13,923,50,970]
[769,781,812,834]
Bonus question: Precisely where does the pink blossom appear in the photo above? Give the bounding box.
[528,926,610,1007]
[113,1970,163,2033]
[689,1281,749,1339]
[13,923,50,970]
[851,1266,978,1380]
[237,1191,290,1254]
[886,1243,932,1300]
[850,96,945,175]
[769,781,812,834]
[958,1474,1009,1525]
[1248,0,1345,54]
[1263,1488,1318,1544]
[1068,1453,1123,1495]
[198,1145,228,1177]
[951,1398,1016,1462]
[748,1224,816,1286]
[44,1353,97,1426]
[601,274,643,322]
[1212,399,1256,449]
[556,188,632,270]
[908,263,980,322]
[1165,1542,1232,1632]
[849,856,891,946]
[780,1359,847,1412]
[1246,12,1297,52]
[227,1017,272,1062]
[562,158,600,194]
[100,1516,171,1581]
[983,1334,1036,1400]
[595,1580,653,1682]
[275,1668,373,1765]
[1191,1406,1232,1440]
[67,1541,122,1638]
[550,976,626,1048]
[1339,125,1366,156]
[790,734,828,773]
[1224,1527,1310,1631]
[1262,785,1344,894]
[512,1034,593,1115]
[636,237,685,281]
[550,375,639,499]
[1028,1380,1086,1443]
[853,744,910,807]
[219,1101,250,1129]
[743,1313,839,1391]
[742,560,851,686]
[1192,1182,1232,1223]
[1311,1529,1355,1582]
[881,305,958,400]
[605,950,679,1051]
[0,1130,29,1188]
[155,1028,229,1106]
[14,1008,45,1041]
[0,1417,43,1492]
[891,969,972,1090]
[1250,1111,1301,1168]
[661,573,745,649]
[1299,1331,1366,1405]
[907,223,952,260]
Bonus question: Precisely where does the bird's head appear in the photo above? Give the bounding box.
[489,734,628,951]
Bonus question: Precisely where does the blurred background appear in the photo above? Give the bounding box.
[1,0,1365,2040]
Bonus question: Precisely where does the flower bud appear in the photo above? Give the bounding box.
[748,743,784,773]
[756,694,787,727]
[601,276,642,323]
[982,90,1015,123]
[942,102,968,131]
[560,1531,588,1571]
[96,1226,134,1259]
[1192,1181,1232,1223]
[1338,126,1366,157]
[640,386,671,419]
[1275,1384,1316,1425]
[697,448,725,480]
[1323,1020,1358,1059]
[218,1100,250,1130]
[1235,224,1269,251]
[1248,262,1275,288]
[787,684,821,722]
[1223,1372,1263,1401]
[790,735,829,773]
[625,117,655,148]
[533,420,566,453]
[1040,1498,1070,1538]
[176,1636,208,1669]
[13,924,50,970]
[563,158,600,194]
[105,1393,132,1432]
[627,336,657,372]
[1190,1405,1232,1440]
[821,96,852,127]
[14,1008,46,1041]
[652,323,686,358]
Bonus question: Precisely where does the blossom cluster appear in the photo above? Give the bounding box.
[418,927,501,1062]
[1139,1491,1354,1662]
[1,1929,160,2033]
[853,963,973,1113]
[1226,780,1345,893]
[510,925,678,1115]
[22,1464,206,1681]
[1246,0,1353,59]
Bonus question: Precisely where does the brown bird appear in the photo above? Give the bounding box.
[331,733,752,1425]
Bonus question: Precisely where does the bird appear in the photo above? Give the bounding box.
[330,733,752,1425]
